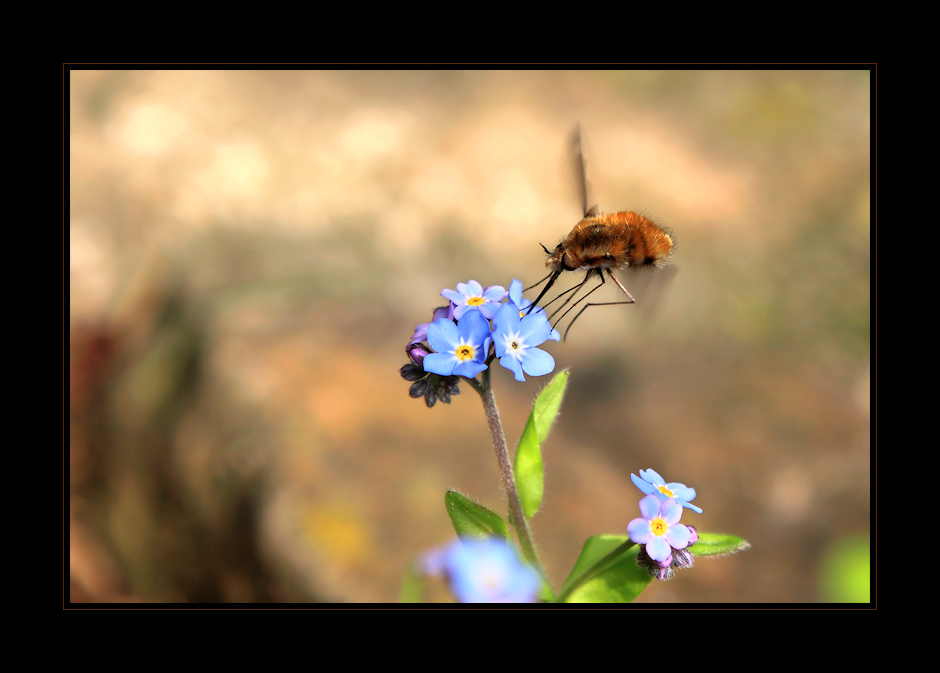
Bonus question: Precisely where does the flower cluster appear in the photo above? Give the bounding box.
[400,305,463,407]
[420,537,541,603]
[627,469,702,580]
[635,524,699,581]
[401,279,560,404]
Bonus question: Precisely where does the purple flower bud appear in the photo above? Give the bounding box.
[635,533,695,581]
[409,379,429,399]
[406,341,431,366]
[410,323,429,345]
[672,548,695,569]
[400,301,466,408]
[400,363,425,382]
[431,304,455,322]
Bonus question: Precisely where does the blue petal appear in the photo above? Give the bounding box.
[482,284,507,301]
[646,536,672,563]
[639,468,665,485]
[458,308,492,348]
[520,347,555,377]
[499,354,526,382]
[680,501,703,514]
[627,518,652,544]
[668,483,696,502]
[441,288,464,302]
[427,318,459,353]
[457,280,482,297]
[446,538,538,603]
[419,545,449,576]
[509,279,523,306]
[638,494,661,519]
[665,523,691,550]
[479,302,501,320]
[661,498,683,525]
[423,352,457,376]
[631,473,657,495]
[493,302,521,334]
[518,313,553,346]
[454,360,488,378]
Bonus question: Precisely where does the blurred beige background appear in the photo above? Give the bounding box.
[69,70,870,603]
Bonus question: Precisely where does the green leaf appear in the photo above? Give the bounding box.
[514,420,543,520]
[531,368,568,444]
[558,535,651,603]
[690,532,752,557]
[514,370,569,519]
[445,490,510,540]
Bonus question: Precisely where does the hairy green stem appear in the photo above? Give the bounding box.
[470,367,544,575]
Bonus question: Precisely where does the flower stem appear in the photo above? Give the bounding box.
[472,368,544,575]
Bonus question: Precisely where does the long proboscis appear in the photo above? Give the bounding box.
[525,269,562,315]
[524,268,555,293]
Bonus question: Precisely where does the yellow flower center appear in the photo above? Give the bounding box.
[650,517,668,537]
[657,485,675,498]
[467,297,485,307]
[455,344,475,361]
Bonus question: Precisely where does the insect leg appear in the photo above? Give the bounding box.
[562,298,636,341]
[548,269,596,320]
[607,268,636,303]
[531,273,584,316]
[557,270,637,341]
[551,270,608,333]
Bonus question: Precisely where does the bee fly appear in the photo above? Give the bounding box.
[527,124,675,340]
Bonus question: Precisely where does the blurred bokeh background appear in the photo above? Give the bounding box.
[68,70,871,603]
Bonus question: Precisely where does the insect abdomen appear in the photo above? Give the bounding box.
[568,212,673,270]
[623,214,673,268]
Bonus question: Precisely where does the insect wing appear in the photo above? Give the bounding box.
[570,122,598,218]
[620,265,678,321]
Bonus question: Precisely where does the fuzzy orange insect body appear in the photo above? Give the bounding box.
[547,211,674,274]
[526,125,675,340]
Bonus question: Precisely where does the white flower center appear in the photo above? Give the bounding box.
[501,331,526,360]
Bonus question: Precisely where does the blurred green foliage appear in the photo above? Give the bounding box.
[820,535,870,603]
